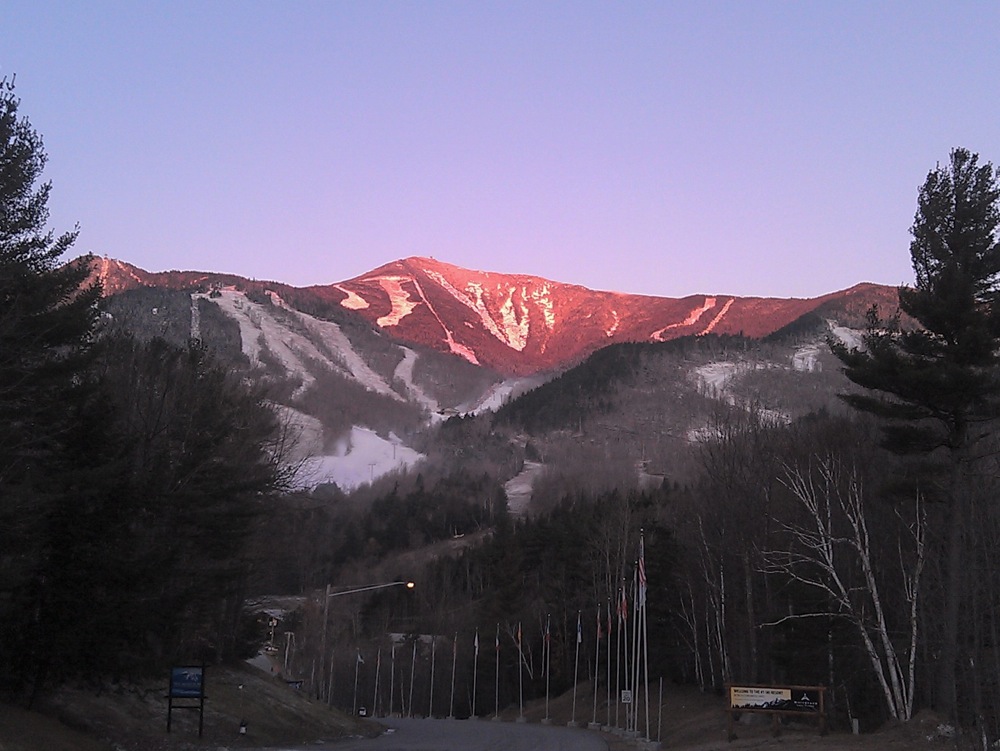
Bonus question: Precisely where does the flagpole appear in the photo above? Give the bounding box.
[615,584,623,730]
[353,650,361,717]
[408,641,416,718]
[472,630,480,718]
[543,614,551,724]
[640,532,651,741]
[389,645,396,717]
[605,601,612,729]
[569,610,581,727]
[429,637,436,718]
[631,565,640,735]
[448,633,457,719]
[517,622,525,723]
[372,647,381,717]
[327,646,335,707]
[590,607,599,728]
[657,676,664,743]
[494,623,500,721]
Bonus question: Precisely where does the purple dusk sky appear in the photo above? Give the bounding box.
[3,2,999,298]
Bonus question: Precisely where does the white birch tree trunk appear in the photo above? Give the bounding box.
[762,458,924,722]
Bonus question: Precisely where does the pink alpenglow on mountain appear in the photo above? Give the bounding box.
[84,255,899,376]
[327,257,896,374]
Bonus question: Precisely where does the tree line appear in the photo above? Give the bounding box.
[0,81,294,703]
[281,148,1000,744]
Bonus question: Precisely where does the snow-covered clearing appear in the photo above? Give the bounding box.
[652,297,717,341]
[461,375,546,415]
[300,427,424,491]
[829,323,863,350]
[427,271,530,352]
[792,343,821,372]
[375,276,420,327]
[701,296,734,334]
[393,347,439,414]
[197,289,401,401]
[504,461,545,517]
[688,360,788,441]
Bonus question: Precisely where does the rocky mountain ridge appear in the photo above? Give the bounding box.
[85,254,884,497]
[85,255,899,376]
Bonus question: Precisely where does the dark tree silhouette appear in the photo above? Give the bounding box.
[832,148,1000,718]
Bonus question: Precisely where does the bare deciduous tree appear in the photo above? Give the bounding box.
[762,457,924,721]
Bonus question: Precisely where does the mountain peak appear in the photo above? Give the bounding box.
[84,254,900,375]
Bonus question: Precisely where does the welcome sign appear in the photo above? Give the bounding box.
[729,685,823,713]
[169,666,205,698]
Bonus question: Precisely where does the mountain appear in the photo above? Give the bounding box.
[83,254,896,495]
[87,255,900,376]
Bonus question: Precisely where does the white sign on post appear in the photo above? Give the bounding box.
[621,689,633,704]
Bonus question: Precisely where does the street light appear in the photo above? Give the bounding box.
[320,581,416,700]
[325,581,415,599]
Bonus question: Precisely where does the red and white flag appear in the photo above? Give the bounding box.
[638,534,647,607]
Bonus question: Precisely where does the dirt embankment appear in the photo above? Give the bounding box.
[0,662,378,751]
[0,667,963,751]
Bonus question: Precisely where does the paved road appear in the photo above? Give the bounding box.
[303,717,609,751]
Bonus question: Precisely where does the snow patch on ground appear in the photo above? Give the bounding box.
[530,283,556,330]
[792,344,821,372]
[197,289,400,400]
[504,461,545,517]
[376,276,421,327]
[393,347,439,414]
[652,297,717,341]
[427,270,530,352]
[829,323,863,350]
[687,360,789,441]
[701,297,734,334]
[301,427,424,490]
[693,361,741,398]
[605,309,620,337]
[460,376,546,415]
[336,284,369,310]
[407,276,480,365]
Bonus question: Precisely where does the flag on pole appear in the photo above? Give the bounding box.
[618,585,628,621]
[638,534,647,606]
[544,616,551,644]
[495,623,500,652]
[357,650,364,664]
[474,630,480,657]
[576,611,583,643]
[517,622,522,648]
[597,607,603,639]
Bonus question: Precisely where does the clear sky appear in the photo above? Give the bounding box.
[3,1,999,298]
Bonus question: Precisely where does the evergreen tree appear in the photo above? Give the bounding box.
[832,148,1000,718]
[0,79,100,698]
[0,78,99,480]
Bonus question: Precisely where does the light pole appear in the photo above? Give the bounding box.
[319,581,416,710]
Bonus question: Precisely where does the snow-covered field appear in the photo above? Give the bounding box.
[461,375,547,415]
[300,427,424,491]
[504,461,545,516]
